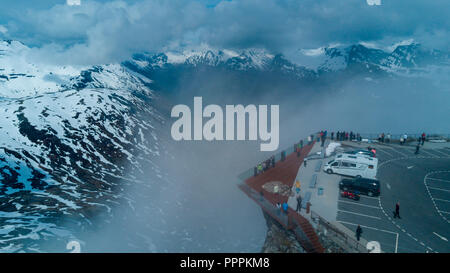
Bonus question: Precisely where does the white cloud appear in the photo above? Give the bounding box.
[67,0,81,6]
[5,0,448,66]
[0,25,7,34]
[359,42,379,49]
[300,47,325,57]
[366,0,381,6]
[386,38,414,52]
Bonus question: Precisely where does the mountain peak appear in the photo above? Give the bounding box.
[318,42,449,73]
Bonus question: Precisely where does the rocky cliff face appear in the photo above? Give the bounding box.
[261,211,305,253]
[261,210,353,253]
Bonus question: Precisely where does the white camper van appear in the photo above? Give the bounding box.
[323,154,378,179]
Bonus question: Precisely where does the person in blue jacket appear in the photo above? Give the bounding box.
[282,202,289,214]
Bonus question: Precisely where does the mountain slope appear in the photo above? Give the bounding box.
[318,43,450,75]
[124,48,317,80]
[0,40,171,251]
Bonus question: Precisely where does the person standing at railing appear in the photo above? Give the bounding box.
[421,132,426,146]
[276,202,281,216]
[282,202,289,215]
[320,131,325,147]
[257,163,263,174]
[296,195,302,213]
[295,180,301,194]
[356,225,363,241]
[386,133,391,143]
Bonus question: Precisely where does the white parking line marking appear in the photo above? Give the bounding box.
[434,198,450,203]
[430,149,449,157]
[424,171,450,225]
[420,149,438,157]
[436,149,450,156]
[407,166,414,169]
[426,177,450,183]
[395,233,399,253]
[338,220,399,253]
[376,148,395,157]
[433,232,448,242]
[338,221,397,234]
[338,210,381,219]
[439,210,450,215]
[359,195,380,200]
[376,186,437,252]
[338,200,381,209]
[428,186,450,193]
[384,146,409,157]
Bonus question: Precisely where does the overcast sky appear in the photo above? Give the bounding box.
[0,0,448,65]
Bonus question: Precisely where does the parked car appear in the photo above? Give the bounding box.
[324,154,378,179]
[339,177,380,197]
[344,149,375,157]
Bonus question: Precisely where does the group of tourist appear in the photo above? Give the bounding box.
[377,133,391,143]
[254,155,276,176]
[331,131,362,142]
[254,138,310,176]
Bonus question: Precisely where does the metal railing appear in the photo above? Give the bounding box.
[238,132,449,181]
[239,183,321,253]
[237,134,317,181]
[336,133,450,142]
[311,210,369,253]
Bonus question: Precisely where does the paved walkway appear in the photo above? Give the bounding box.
[241,142,325,253]
[288,139,342,221]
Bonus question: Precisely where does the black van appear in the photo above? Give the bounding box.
[339,177,380,197]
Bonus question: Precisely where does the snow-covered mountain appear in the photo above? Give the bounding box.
[0,40,81,98]
[0,39,448,252]
[0,40,170,252]
[124,48,317,79]
[123,43,449,82]
[318,43,450,75]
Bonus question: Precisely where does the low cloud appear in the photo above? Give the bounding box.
[0,25,7,35]
[67,0,82,6]
[2,0,449,65]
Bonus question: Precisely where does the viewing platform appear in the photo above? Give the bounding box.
[238,140,325,253]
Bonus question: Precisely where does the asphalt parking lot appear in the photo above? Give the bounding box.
[334,141,450,253]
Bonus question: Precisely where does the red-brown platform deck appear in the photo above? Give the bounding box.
[240,142,325,253]
[244,143,314,205]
